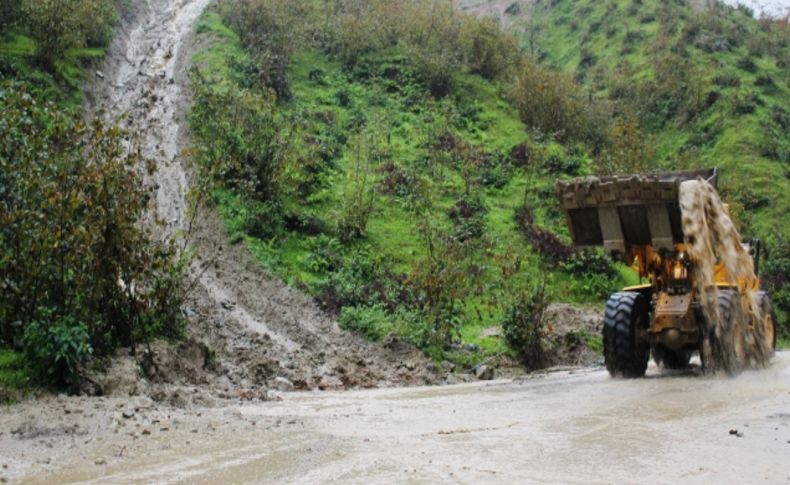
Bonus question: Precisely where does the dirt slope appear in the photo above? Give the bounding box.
[83,0,435,399]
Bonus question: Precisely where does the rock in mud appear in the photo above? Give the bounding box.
[475,365,494,380]
[318,375,344,391]
[274,377,294,392]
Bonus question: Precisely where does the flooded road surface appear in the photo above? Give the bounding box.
[23,353,790,484]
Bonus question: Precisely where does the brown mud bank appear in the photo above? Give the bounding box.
[80,0,438,399]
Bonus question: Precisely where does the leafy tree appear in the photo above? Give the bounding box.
[19,0,116,71]
[0,83,185,387]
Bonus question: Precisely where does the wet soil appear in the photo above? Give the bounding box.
[81,0,436,399]
[4,353,789,483]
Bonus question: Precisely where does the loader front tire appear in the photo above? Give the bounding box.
[603,292,649,378]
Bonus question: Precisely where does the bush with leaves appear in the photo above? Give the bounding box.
[22,313,91,391]
[337,132,378,243]
[502,282,548,369]
[462,17,521,80]
[515,204,574,268]
[338,304,392,341]
[601,113,656,175]
[561,249,622,299]
[217,0,316,99]
[20,0,116,71]
[0,83,185,387]
[510,57,609,148]
[763,236,789,336]
[190,73,299,206]
[408,215,490,348]
[0,0,20,32]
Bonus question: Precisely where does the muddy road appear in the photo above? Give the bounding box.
[2,353,788,483]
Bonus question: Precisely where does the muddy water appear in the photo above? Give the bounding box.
[15,353,787,484]
[680,180,773,371]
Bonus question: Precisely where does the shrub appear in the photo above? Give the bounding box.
[561,249,622,299]
[0,83,185,387]
[338,304,391,341]
[315,250,409,314]
[190,73,296,203]
[447,194,488,242]
[337,132,378,243]
[763,237,789,335]
[20,0,116,71]
[0,0,20,32]
[502,283,548,369]
[22,313,91,389]
[306,235,343,273]
[515,204,575,268]
[713,74,741,88]
[217,0,314,99]
[407,215,491,348]
[736,56,758,73]
[542,144,583,176]
[602,113,655,174]
[509,57,605,145]
[462,17,521,80]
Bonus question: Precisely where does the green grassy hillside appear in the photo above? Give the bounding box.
[191,0,789,365]
[191,4,630,366]
[513,0,790,236]
[497,0,790,337]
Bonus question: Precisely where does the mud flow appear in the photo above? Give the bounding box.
[680,180,774,372]
[79,0,437,398]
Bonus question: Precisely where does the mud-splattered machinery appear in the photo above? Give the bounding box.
[556,168,776,377]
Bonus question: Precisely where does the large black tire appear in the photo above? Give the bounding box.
[757,291,777,355]
[653,346,692,370]
[711,289,747,374]
[603,292,649,378]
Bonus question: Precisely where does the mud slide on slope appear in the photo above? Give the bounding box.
[84,0,435,395]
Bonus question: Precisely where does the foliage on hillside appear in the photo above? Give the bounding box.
[191,1,632,368]
[0,2,186,390]
[500,0,790,331]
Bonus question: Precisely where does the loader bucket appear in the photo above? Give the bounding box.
[555,168,717,256]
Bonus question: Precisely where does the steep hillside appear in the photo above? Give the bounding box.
[460,0,790,332]
[190,1,622,369]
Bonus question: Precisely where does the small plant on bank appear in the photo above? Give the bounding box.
[502,280,549,369]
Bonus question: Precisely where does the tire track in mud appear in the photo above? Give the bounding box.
[85,0,435,393]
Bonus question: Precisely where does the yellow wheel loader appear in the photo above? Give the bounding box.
[556,168,776,377]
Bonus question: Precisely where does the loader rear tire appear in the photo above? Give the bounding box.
[757,291,777,355]
[603,292,649,378]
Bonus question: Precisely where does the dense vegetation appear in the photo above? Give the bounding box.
[501,0,790,339]
[192,0,790,367]
[0,1,185,392]
[190,0,639,368]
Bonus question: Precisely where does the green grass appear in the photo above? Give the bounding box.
[0,350,33,402]
[523,0,790,242]
[509,0,790,335]
[191,7,628,365]
[0,32,107,111]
